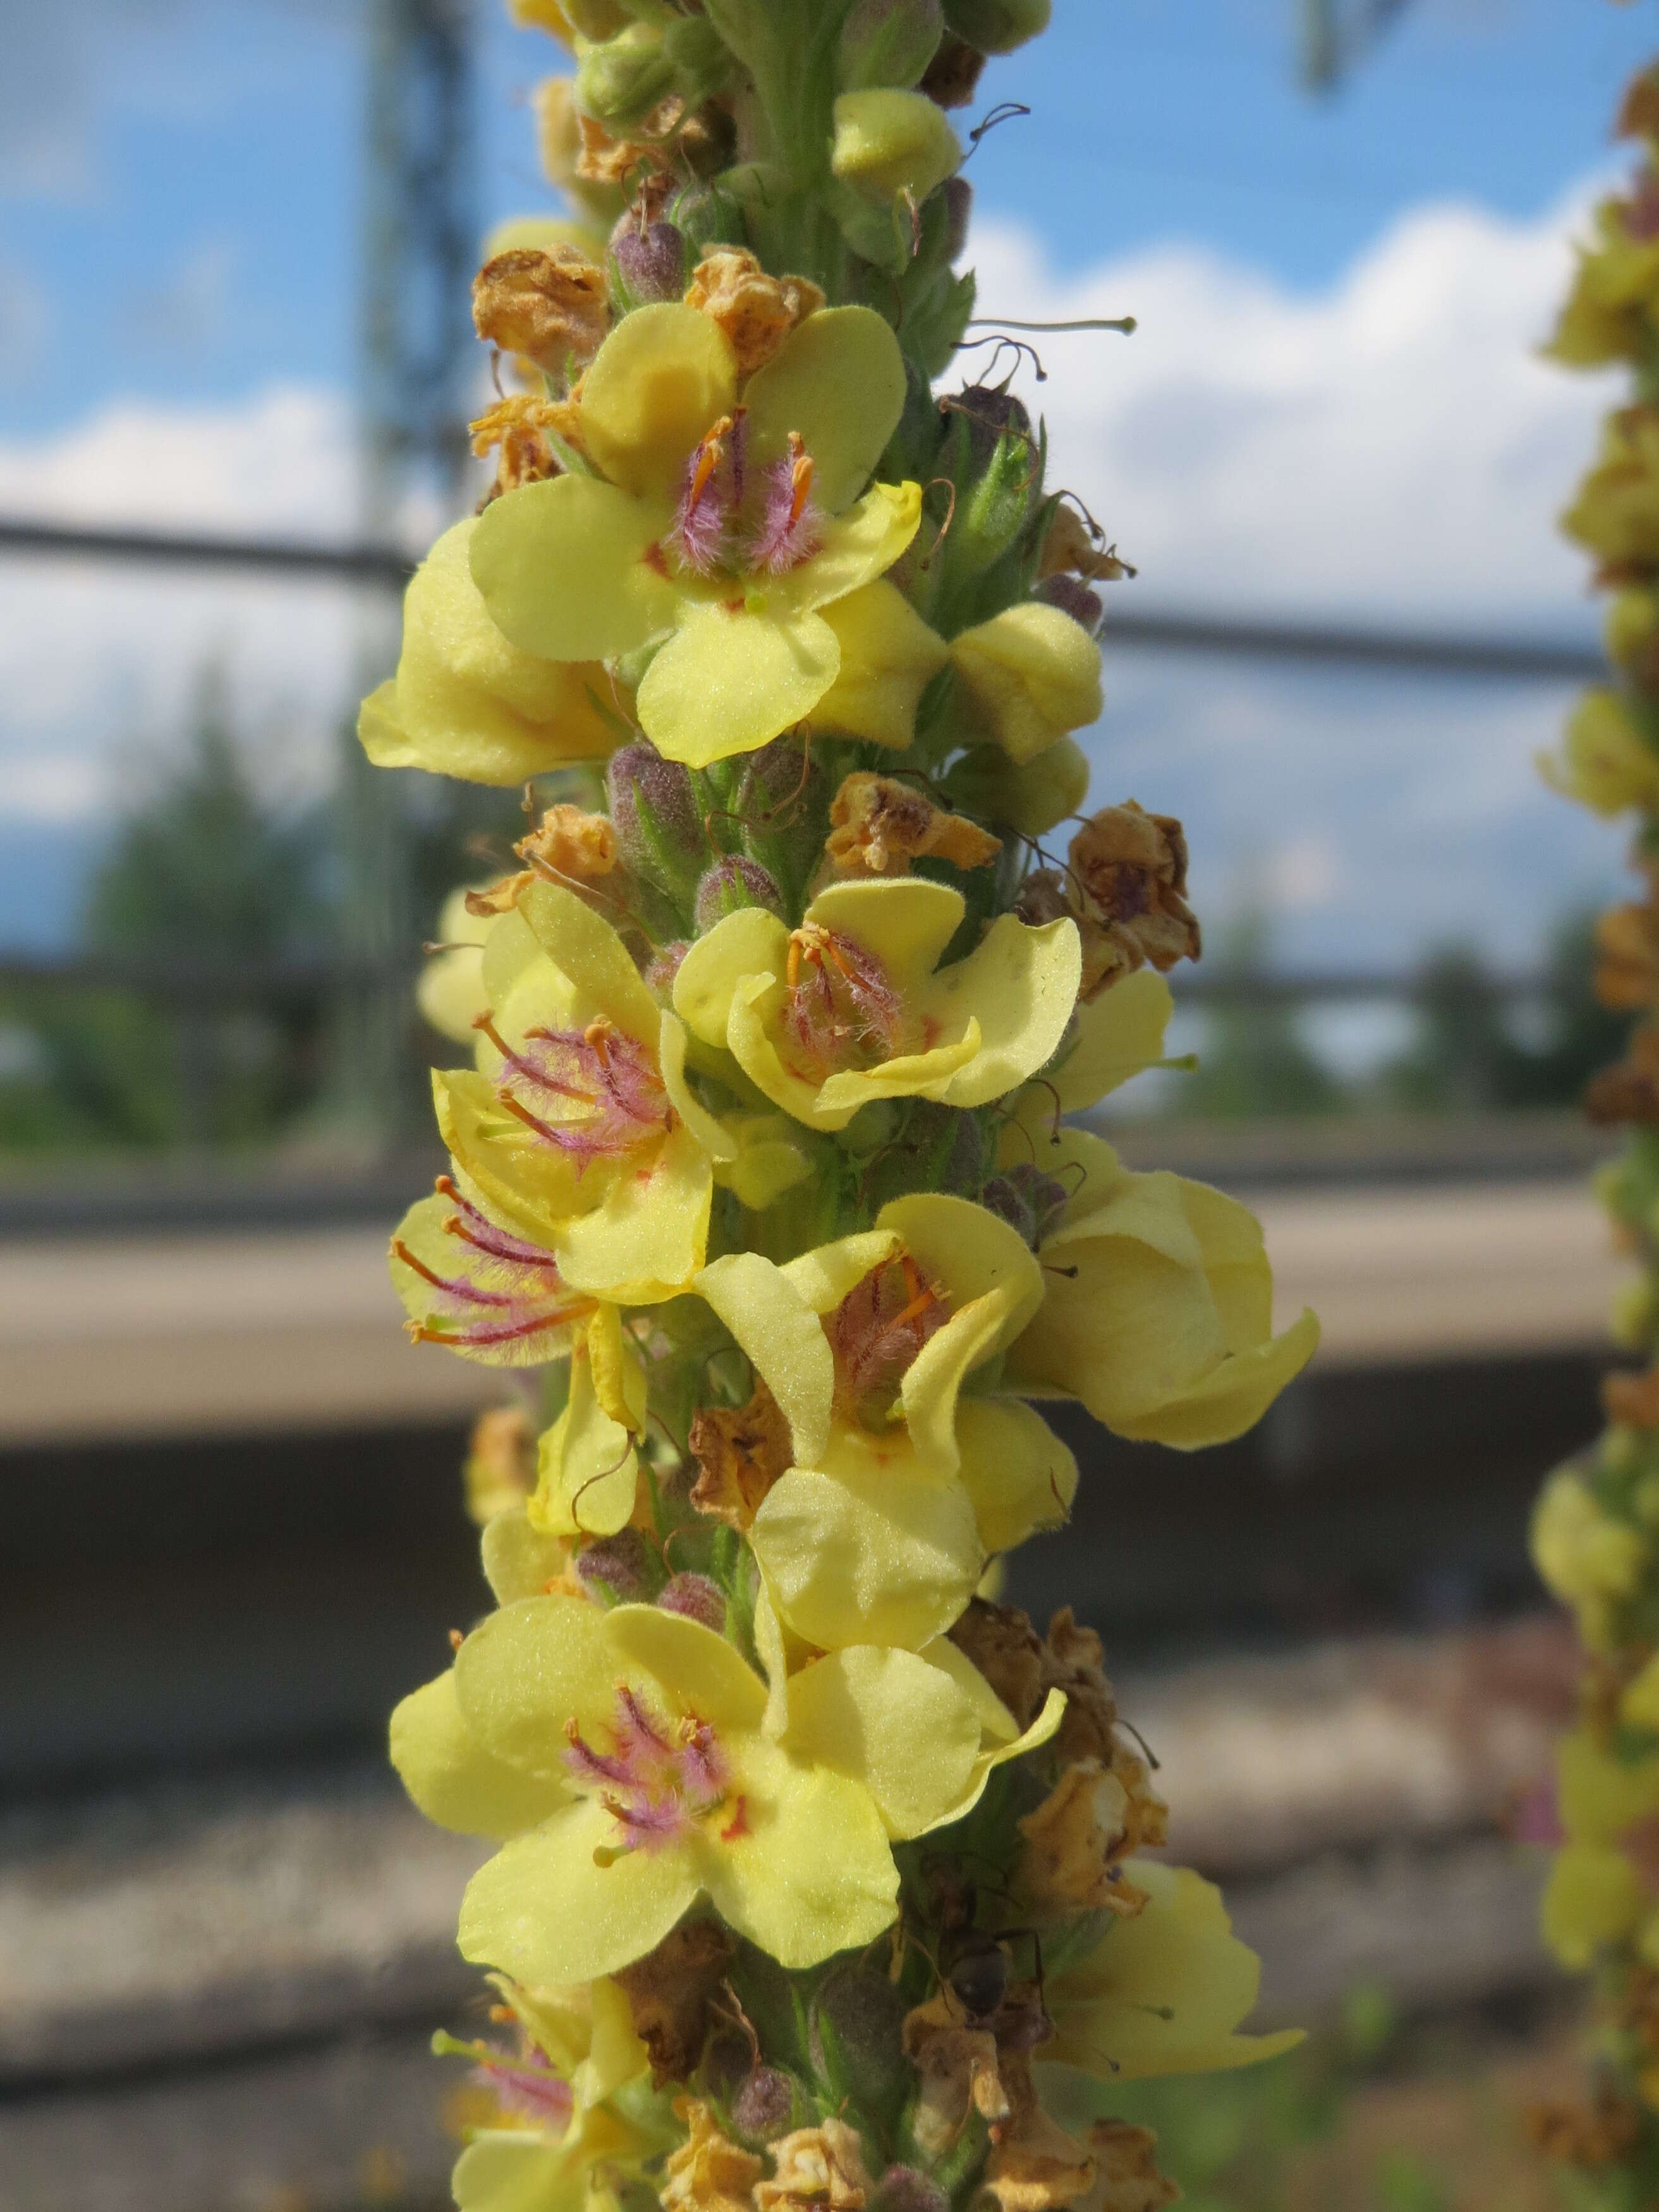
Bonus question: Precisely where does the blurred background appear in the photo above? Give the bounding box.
[1,1,1653,2206]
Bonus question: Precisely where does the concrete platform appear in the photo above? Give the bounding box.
[0,1180,1627,1447]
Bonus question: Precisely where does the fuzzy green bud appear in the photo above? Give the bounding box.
[657,1571,727,1630]
[694,856,786,931]
[830,88,963,204]
[942,0,1051,53]
[609,739,708,915]
[574,1528,664,1604]
[666,178,750,258]
[732,2066,798,2144]
[719,736,830,908]
[838,0,944,92]
[576,25,676,129]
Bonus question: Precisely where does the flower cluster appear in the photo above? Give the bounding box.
[371,6,1318,2209]
[1526,54,1659,2201]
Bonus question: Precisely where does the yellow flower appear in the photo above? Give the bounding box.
[1034,1857,1302,2083]
[359,519,620,786]
[949,603,1103,763]
[1044,968,1180,1114]
[467,302,927,766]
[389,1170,607,1368]
[447,1969,664,2212]
[1547,195,1659,369]
[418,886,495,1045]
[696,1193,1070,1649]
[391,1594,1045,1984]
[1000,1120,1318,1449]
[1542,1845,1645,1971]
[672,878,1081,1133]
[1562,408,1659,573]
[1532,1469,1647,1611]
[433,880,725,1303]
[1539,689,1659,817]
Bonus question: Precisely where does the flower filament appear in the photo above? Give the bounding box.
[781,923,907,1079]
[568,1686,741,1859]
[393,1176,597,1352]
[478,1012,673,1174]
[829,1256,952,1433]
[660,407,826,583]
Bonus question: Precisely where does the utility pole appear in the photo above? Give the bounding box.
[1299,0,1413,92]
[340,0,477,1144]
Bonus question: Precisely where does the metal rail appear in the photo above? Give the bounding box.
[0,949,1553,1008]
[0,518,1606,681]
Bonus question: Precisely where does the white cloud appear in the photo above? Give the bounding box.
[971,176,1619,626]
[0,384,368,833]
[0,177,1634,962]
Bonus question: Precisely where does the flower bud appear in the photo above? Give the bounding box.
[940,174,973,261]
[719,736,831,907]
[1036,573,1104,635]
[732,2066,798,2144]
[830,88,963,205]
[609,217,690,309]
[576,23,676,131]
[858,1103,987,1217]
[809,1965,909,2113]
[871,2170,949,2212]
[608,739,708,913]
[838,0,944,92]
[657,1571,727,1631]
[694,856,786,932]
[942,0,1050,54]
[665,177,750,258]
[575,1526,664,1603]
[979,1162,1071,1252]
[951,382,1032,471]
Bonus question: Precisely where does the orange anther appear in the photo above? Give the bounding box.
[786,431,815,526]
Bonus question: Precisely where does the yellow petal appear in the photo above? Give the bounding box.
[453,2134,592,2212]
[535,1345,641,1540]
[782,1644,982,1838]
[916,1633,1019,1742]
[604,1603,769,1732]
[454,1593,615,1777]
[516,879,662,1045]
[638,600,841,767]
[695,1734,899,1966]
[813,1027,983,1121]
[481,1504,571,1605]
[880,1191,1046,1357]
[1542,1843,1644,1970]
[660,1009,739,1161]
[762,482,923,620]
[434,1068,584,1240]
[578,301,739,497]
[714,1113,818,1209]
[552,1122,714,1302]
[461,1796,702,1984]
[813,578,950,751]
[940,1686,1068,1831]
[1558,1730,1659,1842]
[695,1250,837,1466]
[779,1227,904,1312]
[470,474,679,661]
[1041,1858,1303,2081]
[806,876,964,981]
[743,305,907,513]
[585,1303,648,1430]
[362,520,620,784]
[913,914,1081,1109]
[1046,968,1175,1112]
[389,1670,569,1840]
[1107,1311,1321,1449]
[954,1396,1078,1554]
[673,906,793,1045]
[950,601,1103,762]
[750,1462,983,1650]
[947,736,1091,839]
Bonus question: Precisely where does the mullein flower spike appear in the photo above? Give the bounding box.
[367,8,1319,2207]
[1526,47,1659,2197]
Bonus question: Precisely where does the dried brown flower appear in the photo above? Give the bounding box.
[664,2097,767,2212]
[1067,802,1201,1000]
[755,2119,874,2212]
[612,1918,735,2085]
[824,773,1001,881]
[469,393,583,499]
[684,248,826,379]
[690,1380,793,1533]
[517,802,619,885]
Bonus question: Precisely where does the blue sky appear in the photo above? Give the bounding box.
[3,1,1653,439]
[0,0,1653,966]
